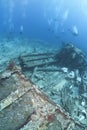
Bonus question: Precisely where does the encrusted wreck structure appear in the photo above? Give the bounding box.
[0,43,87,130]
[55,44,86,71]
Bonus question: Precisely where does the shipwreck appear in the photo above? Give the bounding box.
[0,43,87,130]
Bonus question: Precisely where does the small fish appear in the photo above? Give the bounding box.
[62,9,69,21]
[68,25,78,36]
[47,18,53,25]
[72,25,78,36]
[20,25,24,34]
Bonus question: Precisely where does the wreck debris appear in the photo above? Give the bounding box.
[76,76,82,85]
[18,52,57,71]
[67,71,75,79]
[61,67,68,73]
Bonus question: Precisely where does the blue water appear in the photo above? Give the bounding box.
[0,0,87,51]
